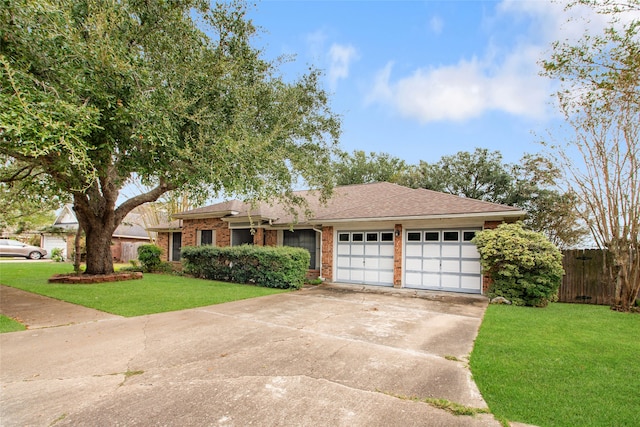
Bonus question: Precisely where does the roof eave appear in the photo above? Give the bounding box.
[172,210,239,219]
[308,210,526,224]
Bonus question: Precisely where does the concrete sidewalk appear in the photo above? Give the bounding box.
[0,285,121,328]
[1,284,500,426]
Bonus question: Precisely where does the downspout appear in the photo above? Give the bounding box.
[312,227,323,280]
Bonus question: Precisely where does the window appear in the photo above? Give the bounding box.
[425,231,439,241]
[198,230,214,246]
[443,231,459,241]
[352,233,364,242]
[283,229,317,269]
[407,232,421,241]
[338,233,350,242]
[232,229,253,246]
[366,233,378,242]
[463,231,476,242]
[381,232,394,242]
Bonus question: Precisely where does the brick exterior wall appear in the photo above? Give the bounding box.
[252,228,264,246]
[156,232,169,261]
[182,218,230,248]
[265,230,278,246]
[321,226,333,281]
[394,224,403,288]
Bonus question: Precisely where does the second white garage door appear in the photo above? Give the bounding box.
[404,229,482,293]
[336,231,394,286]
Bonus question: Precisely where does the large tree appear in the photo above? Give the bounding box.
[399,149,586,248]
[332,150,407,186]
[0,0,340,274]
[542,0,640,310]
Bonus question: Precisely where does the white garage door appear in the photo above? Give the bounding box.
[336,231,394,286]
[404,229,482,293]
[42,235,67,259]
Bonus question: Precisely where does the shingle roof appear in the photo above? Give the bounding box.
[171,182,524,225]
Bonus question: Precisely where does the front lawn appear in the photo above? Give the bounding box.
[470,303,640,427]
[0,314,26,333]
[0,262,289,317]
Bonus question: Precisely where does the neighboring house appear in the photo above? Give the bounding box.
[149,182,525,294]
[41,205,150,261]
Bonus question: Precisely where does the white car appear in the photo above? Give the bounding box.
[0,239,48,260]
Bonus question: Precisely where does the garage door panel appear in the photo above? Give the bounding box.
[441,259,460,273]
[441,274,460,288]
[461,260,481,274]
[405,245,421,257]
[365,245,379,256]
[351,270,364,282]
[351,256,364,267]
[423,244,439,257]
[337,270,350,281]
[335,230,394,287]
[337,257,350,268]
[461,246,480,258]
[422,273,440,286]
[442,245,459,257]
[380,245,394,256]
[422,259,439,271]
[337,244,350,255]
[406,272,422,286]
[364,270,379,282]
[404,229,481,294]
[461,275,482,290]
[351,245,364,255]
[406,258,422,270]
[379,258,394,269]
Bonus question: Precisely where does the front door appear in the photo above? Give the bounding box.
[171,232,182,261]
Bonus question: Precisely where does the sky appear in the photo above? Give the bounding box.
[243,0,615,165]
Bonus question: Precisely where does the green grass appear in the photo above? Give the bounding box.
[0,262,289,317]
[0,314,26,333]
[470,303,640,427]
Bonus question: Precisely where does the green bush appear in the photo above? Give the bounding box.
[50,248,64,262]
[137,244,163,273]
[182,245,310,289]
[472,222,564,307]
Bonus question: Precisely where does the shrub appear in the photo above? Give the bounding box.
[50,248,64,262]
[472,222,564,307]
[137,244,163,273]
[182,245,310,289]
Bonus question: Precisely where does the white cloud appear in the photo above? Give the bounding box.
[328,43,358,88]
[368,46,550,123]
[365,0,636,123]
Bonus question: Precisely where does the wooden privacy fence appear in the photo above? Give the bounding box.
[120,242,145,263]
[560,249,613,305]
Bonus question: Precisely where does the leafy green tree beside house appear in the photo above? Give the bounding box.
[0,0,340,275]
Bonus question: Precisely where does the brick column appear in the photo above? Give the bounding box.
[253,228,264,246]
[321,226,333,281]
[393,224,403,288]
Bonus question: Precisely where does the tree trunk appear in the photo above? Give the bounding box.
[74,226,83,273]
[84,225,115,275]
[71,176,175,275]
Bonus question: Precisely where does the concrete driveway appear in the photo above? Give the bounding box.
[0,284,500,426]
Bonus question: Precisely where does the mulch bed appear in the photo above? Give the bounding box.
[48,272,143,284]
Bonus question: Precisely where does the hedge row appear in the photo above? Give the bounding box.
[181,245,310,289]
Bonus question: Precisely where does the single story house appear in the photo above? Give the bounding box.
[42,205,150,261]
[149,182,525,294]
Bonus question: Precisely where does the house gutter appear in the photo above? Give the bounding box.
[312,227,323,280]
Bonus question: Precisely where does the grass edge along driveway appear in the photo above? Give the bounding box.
[470,303,639,427]
[0,262,288,318]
